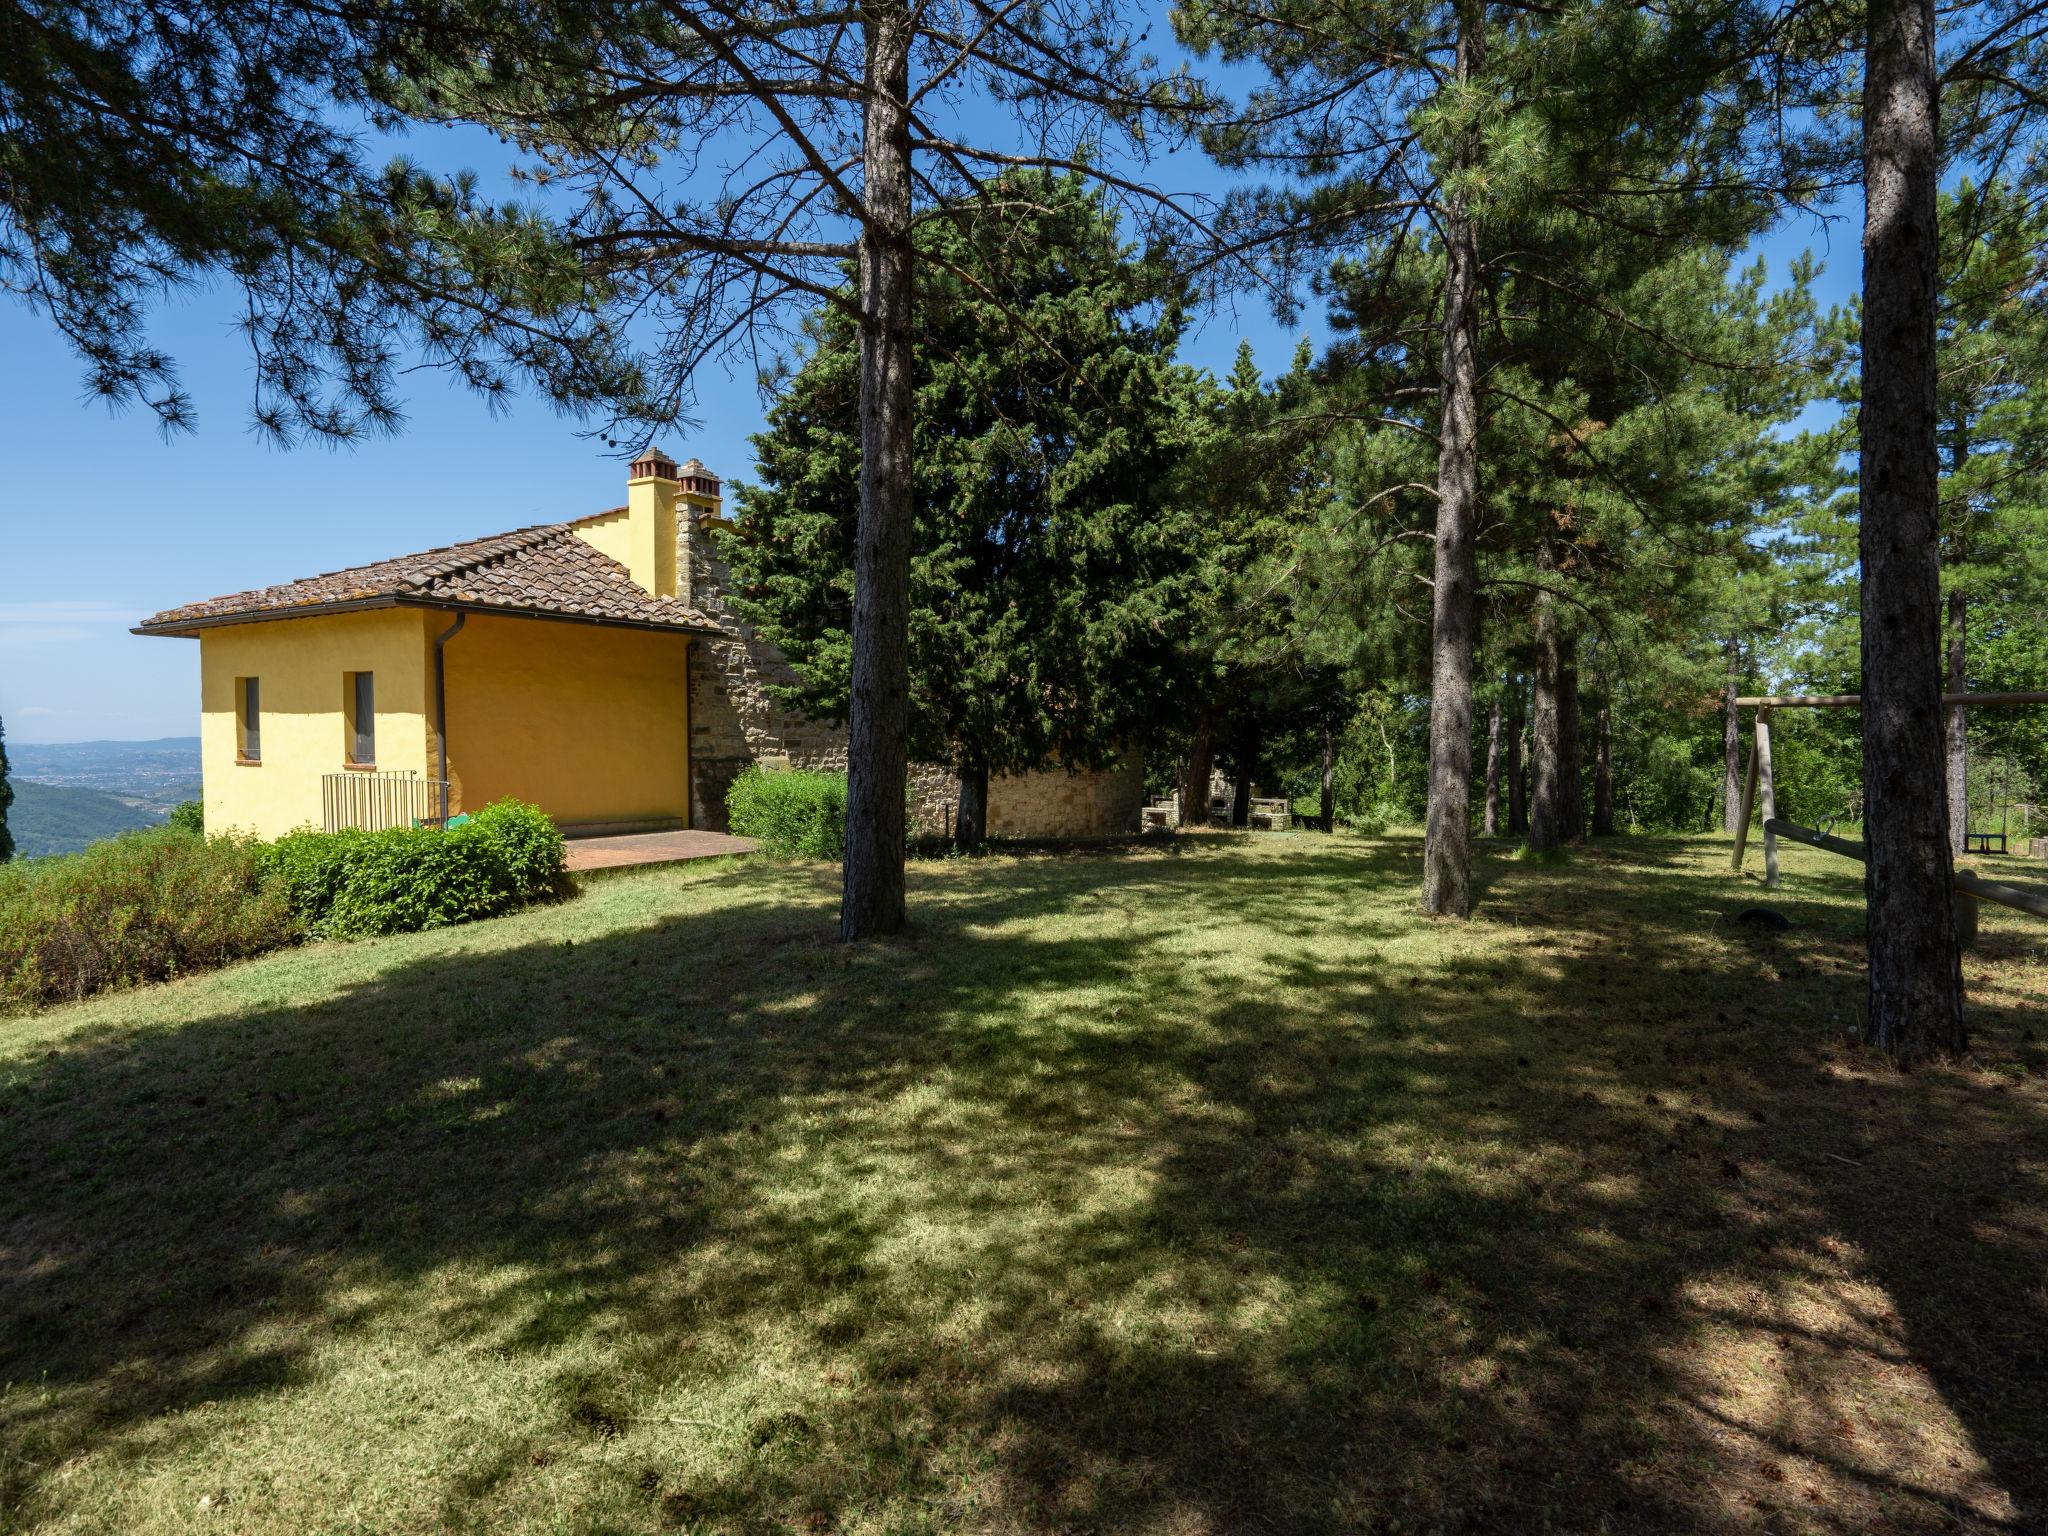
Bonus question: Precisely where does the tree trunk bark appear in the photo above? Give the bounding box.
[1508,703,1527,836]
[1560,649,1584,844]
[1420,5,1485,916]
[1529,571,1564,853]
[841,5,915,939]
[1859,0,1966,1058]
[1722,636,1743,833]
[1182,707,1215,828]
[1593,702,1614,836]
[1320,726,1336,832]
[1946,589,1967,854]
[955,758,988,854]
[1483,691,1503,836]
[1232,765,1252,828]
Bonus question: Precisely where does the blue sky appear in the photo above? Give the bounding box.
[0,87,1862,744]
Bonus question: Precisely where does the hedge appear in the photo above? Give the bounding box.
[0,827,296,1009]
[260,799,568,938]
[1,800,570,1010]
[726,766,847,859]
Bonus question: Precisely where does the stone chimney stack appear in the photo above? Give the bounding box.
[674,458,723,602]
[624,446,680,599]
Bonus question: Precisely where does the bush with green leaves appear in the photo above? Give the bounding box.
[262,799,567,939]
[259,826,371,930]
[324,825,504,937]
[0,827,296,1009]
[167,799,204,835]
[726,766,847,859]
[468,798,570,904]
[0,801,568,1010]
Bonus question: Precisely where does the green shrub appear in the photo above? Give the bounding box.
[325,825,503,937]
[727,766,847,859]
[468,799,569,904]
[1343,805,1393,836]
[0,800,570,1009]
[167,799,205,835]
[0,827,297,1009]
[268,799,568,939]
[258,827,371,931]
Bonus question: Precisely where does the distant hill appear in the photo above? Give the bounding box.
[6,737,201,812]
[7,779,168,859]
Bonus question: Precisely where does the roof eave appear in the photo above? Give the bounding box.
[132,593,719,640]
[132,595,403,637]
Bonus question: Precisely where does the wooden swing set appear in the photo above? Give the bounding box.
[1728,689,2048,944]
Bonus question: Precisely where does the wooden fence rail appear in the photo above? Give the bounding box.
[1761,815,2048,946]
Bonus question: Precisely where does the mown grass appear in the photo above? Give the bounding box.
[2,831,2045,1535]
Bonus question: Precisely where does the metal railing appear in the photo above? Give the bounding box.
[322,770,449,833]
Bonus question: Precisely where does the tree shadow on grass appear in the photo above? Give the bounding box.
[1,835,2043,1533]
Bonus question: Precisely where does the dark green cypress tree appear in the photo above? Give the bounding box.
[0,715,14,863]
[725,175,1205,850]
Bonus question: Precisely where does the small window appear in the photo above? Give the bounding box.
[237,677,261,763]
[346,671,376,765]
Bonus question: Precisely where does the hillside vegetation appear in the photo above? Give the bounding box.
[2,833,2043,1534]
[5,778,165,858]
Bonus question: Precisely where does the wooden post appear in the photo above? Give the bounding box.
[1954,889,1979,949]
[1731,708,1762,871]
[1757,707,1779,889]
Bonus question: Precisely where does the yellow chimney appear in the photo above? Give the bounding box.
[624,446,679,598]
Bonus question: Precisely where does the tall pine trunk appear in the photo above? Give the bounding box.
[842,5,915,939]
[1946,589,1967,853]
[1560,649,1584,843]
[1182,707,1216,827]
[1722,636,1743,833]
[1320,726,1336,832]
[1483,691,1503,835]
[1508,702,1527,836]
[1859,0,1965,1057]
[1593,702,1614,836]
[1420,4,1484,916]
[1232,763,1252,827]
[1528,563,1563,853]
[955,758,988,854]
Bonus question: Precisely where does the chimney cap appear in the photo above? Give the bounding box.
[629,445,678,478]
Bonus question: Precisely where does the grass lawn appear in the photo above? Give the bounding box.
[3,831,2046,1534]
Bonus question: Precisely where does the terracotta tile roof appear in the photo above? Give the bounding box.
[136,518,716,635]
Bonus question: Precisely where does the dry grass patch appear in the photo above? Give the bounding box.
[2,832,2044,1534]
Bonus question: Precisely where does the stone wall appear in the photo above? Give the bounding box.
[684,515,849,831]
[989,757,1146,839]
[681,509,1141,840]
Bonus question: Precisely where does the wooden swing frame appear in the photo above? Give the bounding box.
[1728,690,2048,941]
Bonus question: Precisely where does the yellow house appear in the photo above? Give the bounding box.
[137,448,724,840]
[142,447,1149,843]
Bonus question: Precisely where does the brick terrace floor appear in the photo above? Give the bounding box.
[564,829,759,872]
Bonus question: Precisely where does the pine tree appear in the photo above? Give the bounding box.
[1857,0,1969,1056]
[361,0,1210,937]
[1173,0,1811,912]
[0,1,645,440]
[1930,182,2048,851]
[725,176,1204,850]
